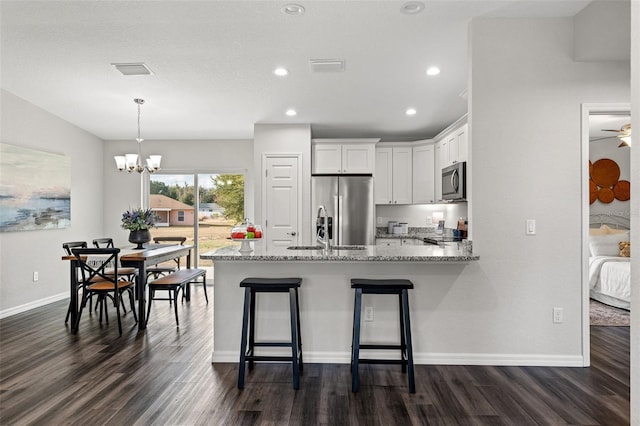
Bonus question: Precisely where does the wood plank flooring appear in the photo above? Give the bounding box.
[0,290,630,425]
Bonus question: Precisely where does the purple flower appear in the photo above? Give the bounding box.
[121,208,157,231]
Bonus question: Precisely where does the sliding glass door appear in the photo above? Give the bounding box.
[149,172,244,268]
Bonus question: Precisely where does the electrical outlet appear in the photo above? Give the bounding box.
[376,217,382,225]
[553,307,563,323]
[364,306,374,321]
[33,271,39,282]
[426,216,432,225]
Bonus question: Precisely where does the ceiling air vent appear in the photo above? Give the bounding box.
[112,63,153,76]
[310,59,345,73]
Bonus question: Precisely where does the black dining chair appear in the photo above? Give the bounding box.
[146,236,187,280]
[63,241,88,324]
[71,247,137,335]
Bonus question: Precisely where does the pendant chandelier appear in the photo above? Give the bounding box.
[114,98,162,173]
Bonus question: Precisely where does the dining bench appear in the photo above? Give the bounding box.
[146,268,207,326]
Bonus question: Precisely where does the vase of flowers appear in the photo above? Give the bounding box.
[121,208,156,249]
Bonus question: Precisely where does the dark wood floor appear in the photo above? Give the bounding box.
[0,290,630,425]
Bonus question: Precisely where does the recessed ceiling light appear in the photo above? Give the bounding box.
[286,109,297,116]
[282,4,305,15]
[426,66,441,76]
[405,108,417,116]
[401,1,425,14]
[274,67,289,76]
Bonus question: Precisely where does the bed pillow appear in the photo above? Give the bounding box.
[589,225,629,236]
[589,232,630,257]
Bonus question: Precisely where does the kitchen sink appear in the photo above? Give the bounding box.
[286,245,366,250]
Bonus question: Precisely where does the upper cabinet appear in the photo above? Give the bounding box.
[438,123,468,168]
[412,142,435,204]
[375,145,412,204]
[312,139,378,174]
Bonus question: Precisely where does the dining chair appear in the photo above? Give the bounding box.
[71,247,137,335]
[63,241,88,324]
[92,238,138,280]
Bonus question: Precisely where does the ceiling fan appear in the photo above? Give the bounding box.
[599,123,632,147]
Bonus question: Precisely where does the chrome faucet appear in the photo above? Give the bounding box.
[316,205,331,250]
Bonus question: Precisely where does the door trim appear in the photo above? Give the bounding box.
[261,153,303,244]
[580,102,630,367]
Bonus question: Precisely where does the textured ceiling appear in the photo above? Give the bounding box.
[1,1,591,141]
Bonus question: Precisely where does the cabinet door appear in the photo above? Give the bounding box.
[342,144,374,173]
[391,147,412,204]
[312,143,342,174]
[376,238,401,247]
[374,147,392,204]
[412,144,435,204]
[435,141,443,202]
[448,134,459,165]
[440,137,450,168]
[456,124,468,163]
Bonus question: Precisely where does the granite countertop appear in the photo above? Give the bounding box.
[200,242,478,262]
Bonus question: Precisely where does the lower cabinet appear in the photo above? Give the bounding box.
[375,238,401,247]
[376,238,420,246]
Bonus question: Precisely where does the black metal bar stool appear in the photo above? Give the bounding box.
[350,278,415,393]
[238,277,303,390]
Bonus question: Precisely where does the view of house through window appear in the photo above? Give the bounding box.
[149,173,244,267]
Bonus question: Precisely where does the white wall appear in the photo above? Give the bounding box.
[0,90,104,315]
[102,139,254,248]
[253,124,312,244]
[469,18,629,360]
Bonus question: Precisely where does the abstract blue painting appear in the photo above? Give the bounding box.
[0,143,71,232]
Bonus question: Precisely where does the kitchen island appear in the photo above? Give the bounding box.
[201,243,479,364]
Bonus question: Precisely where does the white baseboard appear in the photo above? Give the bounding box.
[0,292,68,319]
[211,349,584,367]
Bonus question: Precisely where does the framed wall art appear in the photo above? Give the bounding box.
[0,143,71,232]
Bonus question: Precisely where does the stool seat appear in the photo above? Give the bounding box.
[351,279,414,290]
[238,277,303,390]
[351,278,415,394]
[240,277,301,289]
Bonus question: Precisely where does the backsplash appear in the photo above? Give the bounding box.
[376,203,468,231]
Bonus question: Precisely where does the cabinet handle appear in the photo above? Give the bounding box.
[394,201,397,204]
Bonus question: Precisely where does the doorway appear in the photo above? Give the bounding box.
[581,103,631,365]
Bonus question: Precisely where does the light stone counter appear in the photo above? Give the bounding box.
[201,243,479,365]
[201,242,478,262]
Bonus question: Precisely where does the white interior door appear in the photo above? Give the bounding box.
[264,155,300,247]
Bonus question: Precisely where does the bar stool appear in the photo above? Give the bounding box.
[350,278,415,393]
[238,277,303,390]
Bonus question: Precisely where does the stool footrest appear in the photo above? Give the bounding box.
[244,355,299,363]
[252,341,295,348]
[357,358,408,365]
[359,344,404,350]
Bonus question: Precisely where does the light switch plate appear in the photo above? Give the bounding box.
[526,219,536,235]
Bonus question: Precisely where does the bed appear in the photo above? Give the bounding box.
[589,214,631,310]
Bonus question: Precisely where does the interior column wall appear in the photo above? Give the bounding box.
[469,18,629,360]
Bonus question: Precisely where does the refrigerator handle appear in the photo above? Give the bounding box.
[337,195,343,246]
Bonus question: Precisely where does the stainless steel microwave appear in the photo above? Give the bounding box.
[442,162,466,201]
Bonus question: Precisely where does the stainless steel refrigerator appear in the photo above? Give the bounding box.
[311,175,375,245]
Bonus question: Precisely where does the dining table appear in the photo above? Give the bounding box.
[63,243,195,333]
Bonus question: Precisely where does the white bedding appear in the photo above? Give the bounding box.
[589,255,631,310]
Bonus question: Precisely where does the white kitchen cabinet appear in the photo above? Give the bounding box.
[435,141,443,202]
[312,139,377,174]
[376,238,401,247]
[375,146,412,204]
[439,123,468,168]
[412,143,435,204]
